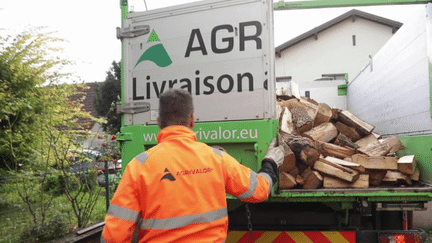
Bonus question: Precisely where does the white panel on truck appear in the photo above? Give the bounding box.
[120,0,275,125]
[347,4,432,137]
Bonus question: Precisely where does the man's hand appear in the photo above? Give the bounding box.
[263,138,285,168]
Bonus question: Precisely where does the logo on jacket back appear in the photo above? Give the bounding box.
[160,168,176,181]
[135,29,172,68]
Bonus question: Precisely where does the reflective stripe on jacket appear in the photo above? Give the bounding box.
[101,125,273,242]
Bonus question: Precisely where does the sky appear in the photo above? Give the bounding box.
[0,0,426,84]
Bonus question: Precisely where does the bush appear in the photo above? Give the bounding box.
[43,172,79,196]
[20,215,69,242]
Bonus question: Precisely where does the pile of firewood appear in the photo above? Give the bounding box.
[276,95,420,190]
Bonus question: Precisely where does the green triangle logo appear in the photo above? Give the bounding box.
[135,29,172,68]
[147,30,160,43]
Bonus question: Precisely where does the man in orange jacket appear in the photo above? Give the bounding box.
[101,89,285,243]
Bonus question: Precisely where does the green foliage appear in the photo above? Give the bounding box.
[94,61,122,135]
[43,171,79,197]
[20,215,69,242]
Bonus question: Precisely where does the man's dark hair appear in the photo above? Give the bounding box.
[159,89,194,129]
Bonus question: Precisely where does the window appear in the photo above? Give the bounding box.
[305,91,310,98]
[276,76,292,82]
[352,35,356,46]
[314,73,346,81]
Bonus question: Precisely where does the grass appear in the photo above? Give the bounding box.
[0,178,111,243]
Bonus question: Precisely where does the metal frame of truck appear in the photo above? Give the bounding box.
[117,1,432,242]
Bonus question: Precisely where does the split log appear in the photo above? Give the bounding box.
[276,103,283,120]
[290,81,301,99]
[323,156,365,172]
[291,107,313,133]
[411,168,420,181]
[316,141,356,159]
[279,98,301,111]
[355,134,390,157]
[335,122,362,142]
[279,172,297,189]
[279,144,296,173]
[334,133,360,150]
[331,108,342,120]
[295,175,305,186]
[368,169,388,186]
[381,136,404,155]
[397,155,417,175]
[300,166,313,181]
[313,103,332,127]
[303,171,323,189]
[280,133,319,166]
[382,171,412,185]
[323,174,369,188]
[280,107,294,134]
[313,159,360,182]
[303,122,338,143]
[299,98,318,121]
[352,154,398,170]
[338,110,375,135]
[299,147,320,166]
[288,166,299,177]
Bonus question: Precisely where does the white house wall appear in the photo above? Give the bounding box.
[275,17,397,108]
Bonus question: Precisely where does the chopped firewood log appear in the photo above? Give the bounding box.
[331,108,341,120]
[355,134,390,157]
[397,155,417,175]
[411,168,420,181]
[296,175,305,185]
[303,122,338,143]
[313,103,333,127]
[334,133,360,150]
[276,103,283,120]
[299,147,320,166]
[382,171,412,185]
[291,107,313,133]
[303,171,323,189]
[368,169,388,186]
[352,154,398,170]
[314,158,360,182]
[338,110,375,135]
[296,161,309,175]
[335,122,362,142]
[290,81,301,99]
[372,132,382,140]
[323,174,369,188]
[279,98,301,111]
[299,98,318,122]
[280,132,318,165]
[300,166,313,181]
[288,166,299,177]
[323,156,365,172]
[381,136,404,155]
[316,141,356,159]
[279,144,296,173]
[279,172,297,189]
[280,107,294,134]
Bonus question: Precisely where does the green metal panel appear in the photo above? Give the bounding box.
[118,119,279,174]
[273,0,431,10]
[396,135,432,184]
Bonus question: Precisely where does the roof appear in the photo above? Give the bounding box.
[69,82,99,130]
[275,9,403,54]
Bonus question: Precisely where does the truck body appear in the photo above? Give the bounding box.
[116,0,432,242]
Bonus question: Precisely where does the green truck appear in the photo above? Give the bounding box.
[115,0,432,242]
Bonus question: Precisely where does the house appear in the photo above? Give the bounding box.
[275,9,403,109]
[70,82,107,149]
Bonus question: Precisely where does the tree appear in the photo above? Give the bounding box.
[0,27,103,229]
[94,61,122,135]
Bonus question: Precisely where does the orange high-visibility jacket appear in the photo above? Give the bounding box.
[101,125,274,243]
